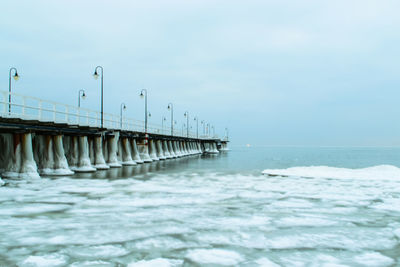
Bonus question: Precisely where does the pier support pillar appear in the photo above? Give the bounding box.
[149,139,159,161]
[106,132,122,168]
[138,137,152,163]
[121,137,136,165]
[0,133,40,178]
[131,139,144,164]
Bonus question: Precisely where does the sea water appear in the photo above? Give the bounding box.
[1,146,400,266]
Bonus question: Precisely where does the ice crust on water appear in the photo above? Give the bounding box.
[262,164,400,180]
[1,168,400,265]
[20,254,68,267]
[186,249,244,265]
[128,258,183,267]
[353,252,394,266]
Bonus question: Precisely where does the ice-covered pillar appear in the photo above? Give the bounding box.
[74,136,96,172]
[168,140,176,158]
[162,140,172,159]
[117,138,123,163]
[0,133,40,178]
[121,137,136,165]
[131,139,144,164]
[149,139,159,161]
[107,132,122,168]
[66,136,79,169]
[138,138,152,163]
[173,141,181,157]
[52,135,74,175]
[156,140,166,160]
[93,136,109,170]
[180,141,187,156]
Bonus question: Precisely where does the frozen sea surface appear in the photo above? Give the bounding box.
[1,147,400,266]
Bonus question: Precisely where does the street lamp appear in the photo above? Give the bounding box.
[120,103,126,129]
[162,116,166,134]
[8,67,19,113]
[93,66,104,128]
[225,127,229,141]
[211,125,215,137]
[194,116,199,139]
[206,123,210,136]
[184,111,189,138]
[201,120,205,135]
[78,89,86,108]
[182,123,186,136]
[167,103,174,136]
[140,89,148,133]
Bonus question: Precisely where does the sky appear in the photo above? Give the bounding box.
[1,0,400,146]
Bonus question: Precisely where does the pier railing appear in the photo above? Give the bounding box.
[0,90,217,139]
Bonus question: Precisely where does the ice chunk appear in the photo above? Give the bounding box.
[128,258,183,267]
[353,252,394,266]
[262,165,400,180]
[19,254,67,267]
[186,249,244,266]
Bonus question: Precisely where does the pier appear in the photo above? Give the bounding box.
[0,90,228,179]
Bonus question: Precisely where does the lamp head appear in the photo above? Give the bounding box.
[123,104,126,110]
[140,92,144,98]
[13,72,19,81]
[82,92,86,99]
[148,112,151,117]
[167,105,171,110]
[93,70,99,80]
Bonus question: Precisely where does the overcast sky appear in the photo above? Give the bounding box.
[1,0,400,146]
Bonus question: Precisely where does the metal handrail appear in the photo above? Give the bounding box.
[0,90,202,137]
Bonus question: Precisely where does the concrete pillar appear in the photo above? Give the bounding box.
[156,140,166,160]
[149,139,159,161]
[162,140,172,159]
[131,139,144,164]
[208,142,219,154]
[138,138,152,163]
[74,136,96,172]
[173,141,181,157]
[0,133,40,178]
[107,132,122,168]
[121,137,136,165]
[168,140,177,158]
[93,136,109,170]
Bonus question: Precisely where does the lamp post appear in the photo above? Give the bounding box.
[8,67,19,114]
[206,123,210,136]
[162,116,166,134]
[182,123,186,136]
[194,116,199,138]
[184,111,189,138]
[211,125,215,137]
[78,89,86,108]
[225,127,229,141]
[167,103,174,136]
[120,103,126,129]
[93,66,104,128]
[201,120,205,135]
[140,89,148,133]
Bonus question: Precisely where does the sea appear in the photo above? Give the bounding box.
[1,146,400,266]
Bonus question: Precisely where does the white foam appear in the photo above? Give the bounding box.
[70,260,114,267]
[353,252,394,266]
[186,249,244,266]
[128,258,183,267]
[262,165,400,180]
[0,177,4,186]
[65,244,129,259]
